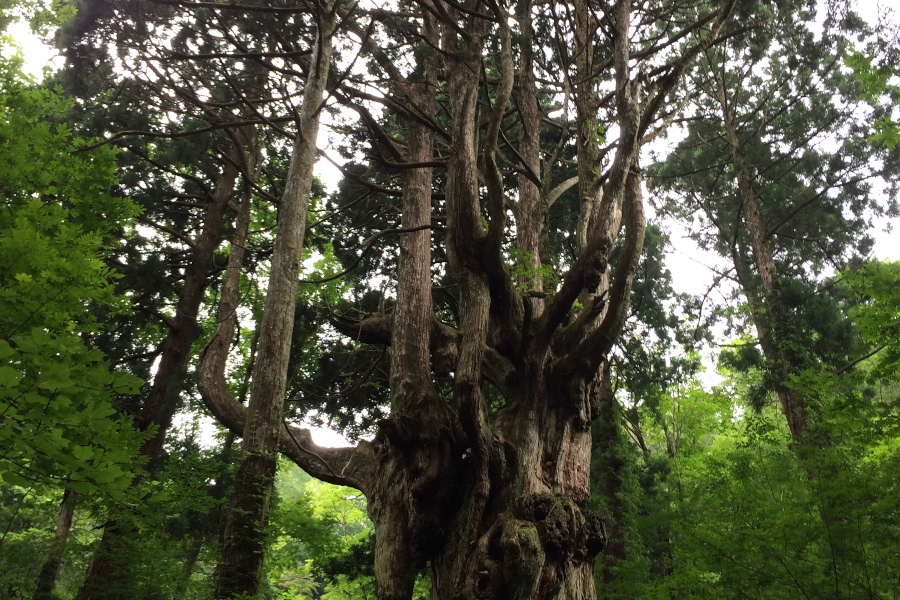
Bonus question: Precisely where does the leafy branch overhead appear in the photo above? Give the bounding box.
[0,56,146,498]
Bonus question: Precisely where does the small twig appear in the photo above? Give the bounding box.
[835,345,886,375]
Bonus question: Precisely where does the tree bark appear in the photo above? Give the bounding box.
[715,70,810,439]
[32,489,77,600]
[172,534,206,600]
[214,8,336,597]
[592,366,628,591]
[368,11,442,599]
[77,135,247,600]
[190,2,739,598]
[364,1,733,597]
[137,148,244,457]
[514,0,546,319]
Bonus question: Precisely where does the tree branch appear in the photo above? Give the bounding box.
[557,168,646,378]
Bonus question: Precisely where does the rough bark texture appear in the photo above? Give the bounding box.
[592,366,628,589]
[364,1,659,597]
[75,521,127,600]
[32,489,77,600]
[137,153,243,457]
[214,9,336,597]
[369,13,442,599]
[514,0,546,318]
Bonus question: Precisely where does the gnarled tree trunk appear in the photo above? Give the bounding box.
[198,1,738,598]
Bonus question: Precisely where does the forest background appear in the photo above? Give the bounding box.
[1,0,900,599]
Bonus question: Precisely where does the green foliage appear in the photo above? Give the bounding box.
[508,248,558,294]
[263,463,380,600]
[299,240,355,307]
[284,239,392,440]
[0,53,146,495]
[843,260,900,380]
[0,485,63,598]
[1,0,77,35]
[845,50,900,149]
[597,361,900,600]
[0,1,894,597]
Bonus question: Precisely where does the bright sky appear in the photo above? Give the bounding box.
[2,20,61,77]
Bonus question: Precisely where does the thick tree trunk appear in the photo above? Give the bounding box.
[190,3,737,599]
[592,367,629,590]
[402,368,605,600]
[364,11,455,599]
[481,379,605,598]
[32,489,77,600]
[215,10,335,597]
[75,521,129,600]
[366,4,612,595]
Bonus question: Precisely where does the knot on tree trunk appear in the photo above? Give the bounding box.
[468,515,545,600]
[467,500,605,600]
[432,344,458,376]
[376,407,465,556]
[518,493,607,562]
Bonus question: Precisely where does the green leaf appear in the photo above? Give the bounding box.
[0,365,22,387]
[71,444,93,461]
[0,469,30,488]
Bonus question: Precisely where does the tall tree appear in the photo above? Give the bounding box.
[212,2,337,595]
[194,0,741,597]
[49,3,296,595]
[650,3,893,441]
[57,0,875,597]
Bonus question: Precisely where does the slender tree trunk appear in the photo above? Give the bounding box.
[137,152,245,457]
[76,141,245,600]
[215,9,335,596]
[32,489,77,600]
[573,0,602,255]
[714,63,855,585]
[172,534,205,600]
[514,0,545,312]
[715,73,810,439]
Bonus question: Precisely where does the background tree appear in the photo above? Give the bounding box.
[649,1,895,441]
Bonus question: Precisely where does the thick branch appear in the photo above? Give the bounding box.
[331,312,516,398]
[198,363,374,492]
[481,10,524,358]
[197,132,375,493]
[556,168,646,378]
